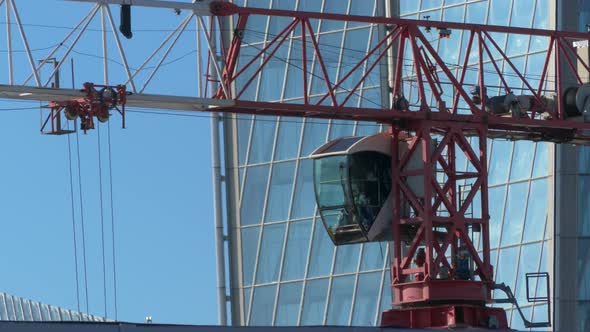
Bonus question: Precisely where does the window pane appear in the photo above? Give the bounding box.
[265,162,296,222]
[291,159,316,219]
[6,296,15,320]
[301,278,329,325]
[282,220,312,281]
[242,227,261,286]
[489,185,507,249]
[501,182,528,246]
[510,140,534,181]
[237,115,252,166]
[379,271,392,314]
[532,142,549,177]
[300,120,328,157]
[360,242,387,271]
[250,285,277,326]
[256,223,287,284]
[523,178,548,242]
[333,244,360,274]
[579,176,590,237]
[352,272,381,326]
[275,282,303,326]
[249,116,277,164]
[14,298,23,320]
[489,140,513,185]
[30,301,40,321]
[275,119,302,161]
[578,239,590,300]
[514,243,541,303]
[0,295,7,320]
[244,287,252,323]
[241,165,270,226]
[307,218,336,278]
[329,120,355,140]
[326,275,355,325]
[495,246,519,297]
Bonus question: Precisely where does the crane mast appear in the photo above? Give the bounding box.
[8,0,590,329]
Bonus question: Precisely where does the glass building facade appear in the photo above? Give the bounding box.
[0,291,106,322]
[221,0,555,330]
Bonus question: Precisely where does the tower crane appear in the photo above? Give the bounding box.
[4,0,590,329]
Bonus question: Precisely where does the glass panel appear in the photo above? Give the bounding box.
[236,46,261,100]
[514,243,541,303]
[488,0,509,26]
[250,285,277,326]
[501,182,528,246]
[333,244,361,274]
[532,0,549,29]
[532,142,549,177]
[523,178,548,242]
[379,271,392,314]
[274,118,302,161]
[241,164,270,226]
[60,309,71,321]
[30,301,40,321]
[249,116,277,164]
[307,218,336,278]
[244,287,252,323]
[0,294,7,320]
[314,155,348,209]
[13,297,23,320]
[70,311,80,321]
[301,278,329,325]
[576,302,590,331]
[578,239,590,300]
[6,296,15,320]
[494,246,519,297]
[510,305,531,330]
[275,282,303,326]
[256,223,287,284]
[489,185,507,249]
[300,120,328,157]
[489,140,513,185]
[22,300,32,321]
[421,0,443,11]
[360,242,387,271]
[291,159,316,219]
[509,140,534,181]
[282,220,312,281]
[579,176,590,237]
[326,275,355,325]
[40,303,50,321]
[242,226,261,286]
[329,120,355,140]
[400,0,419,14]
[236,115,252,164]
[352,272,381,326]
[265,161,296,222]
[465,1,487,24]
[49,306,60,320]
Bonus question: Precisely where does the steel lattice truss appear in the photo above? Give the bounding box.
[2,0,588,328]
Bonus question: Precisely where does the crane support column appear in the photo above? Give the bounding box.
[383,121,504,329]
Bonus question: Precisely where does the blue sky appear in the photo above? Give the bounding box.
[0,0,219,324]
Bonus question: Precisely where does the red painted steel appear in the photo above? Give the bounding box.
[44,83,126,134]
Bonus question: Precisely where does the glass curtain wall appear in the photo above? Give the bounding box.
[227,0,389,326]
[224,0,553,329]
